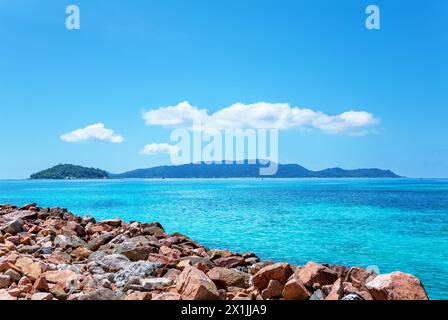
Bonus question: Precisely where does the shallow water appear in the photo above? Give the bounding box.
[0,178,447,299]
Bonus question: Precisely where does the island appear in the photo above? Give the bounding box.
[30,162,401,179]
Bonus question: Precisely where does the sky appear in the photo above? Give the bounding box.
[0,0,447,179]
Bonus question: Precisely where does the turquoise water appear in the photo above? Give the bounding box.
[0,178,447,299]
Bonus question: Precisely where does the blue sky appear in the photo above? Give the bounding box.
[0,0,447,178]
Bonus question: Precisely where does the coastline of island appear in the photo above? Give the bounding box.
[0,203,428,301]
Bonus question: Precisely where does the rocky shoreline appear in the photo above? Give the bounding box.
[0,203,429,300]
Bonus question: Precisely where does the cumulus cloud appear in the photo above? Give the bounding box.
[143,101,379,135]
[61,123,124,143]
[140,143,180,155]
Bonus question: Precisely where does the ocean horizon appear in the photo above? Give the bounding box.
[1,178,447,299]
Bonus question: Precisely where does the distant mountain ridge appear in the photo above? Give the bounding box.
[114,161,401,179]
[30,162,401,179]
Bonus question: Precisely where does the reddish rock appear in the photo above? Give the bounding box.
[0,289,17,300]
[207,267,250,289]
[282,277,311,300]
[325,278,343,300]
[366,272,429,300]
[152,292,183,300]
[31,292,53,300]
[252,263,293,290]
[214,256,245,268]
[297,262,338,288]
[147,253,175,265]
[261,280,284,299]
[33,275,49,291]
[176,266,220,300]
[44,270,80,291]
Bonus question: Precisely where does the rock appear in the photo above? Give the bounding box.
[141,278,173,291]
[113,241,154,261]
[97,254,131,273]
[248,261,273,275]
[100,219,122,228]
[310,289,325,300]
[297,262,338,288]
[325,278,343,300]
[207,267,250,289]
[214,256,245,268]
[176,266,220,300]
[113,261,163,287]
[33,275,49,291]
[47,251,72,264]
[345,267,376,291]
[78,288,119,300]
[86,233,114,251]
[18,245,40,254]
[54,235,86,249]
[282,277,311,300]
[180,256,213,268]
[44,270,80,291]
[71,247,93,260]
[261,280,284,299]
[365,272,429,300]
[3,210,37,221]
[342,294,363,300]
[21,262,42,282]
[142,226,165,237]
[0,289,17,300]
[31,292,53,300]
[49,284,67,300]
[4,269,21,282]
[252,263,293,290]
[0,275,11,289]
[0,219,23,235]
[125,292,152,300]
[152,292,183,300]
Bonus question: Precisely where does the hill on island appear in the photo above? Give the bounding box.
[30,161,401,179]
[30,164,110,180]
[113,161,401,179]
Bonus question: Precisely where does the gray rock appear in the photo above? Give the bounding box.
[54,235,86,249]
[83,215,96,224]
[0,219,23,235]
[77,288,119,300]
[97,254,131,273]
[113,241,156,261]
[86,233,114,251]
[309,289,325,300]
[141,278,173,291]
[342,294,363,300]
[113,261,164,287]
[18,245,40,254]
[88,250,107,263]
[4,269,21,282]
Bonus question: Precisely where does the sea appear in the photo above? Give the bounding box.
[0,178,447,299]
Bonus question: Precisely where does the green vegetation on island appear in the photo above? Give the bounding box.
[30,164,109,180]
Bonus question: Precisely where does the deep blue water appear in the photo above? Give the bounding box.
[0,178,447,299]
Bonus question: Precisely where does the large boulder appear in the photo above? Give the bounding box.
[297,262,338,288]
[207,267,250,289]
[86,233,114,251]
[282,277,311,300]
[365,272,429,300]
[113,241,155,261]
[54,235,86,249]
[252,263,293,290]
[176,266,220,300]
[0,219,23,235]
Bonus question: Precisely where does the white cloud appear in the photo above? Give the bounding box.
[61,123,124,143]
[140,143,180,155]
[142,101,379,135]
